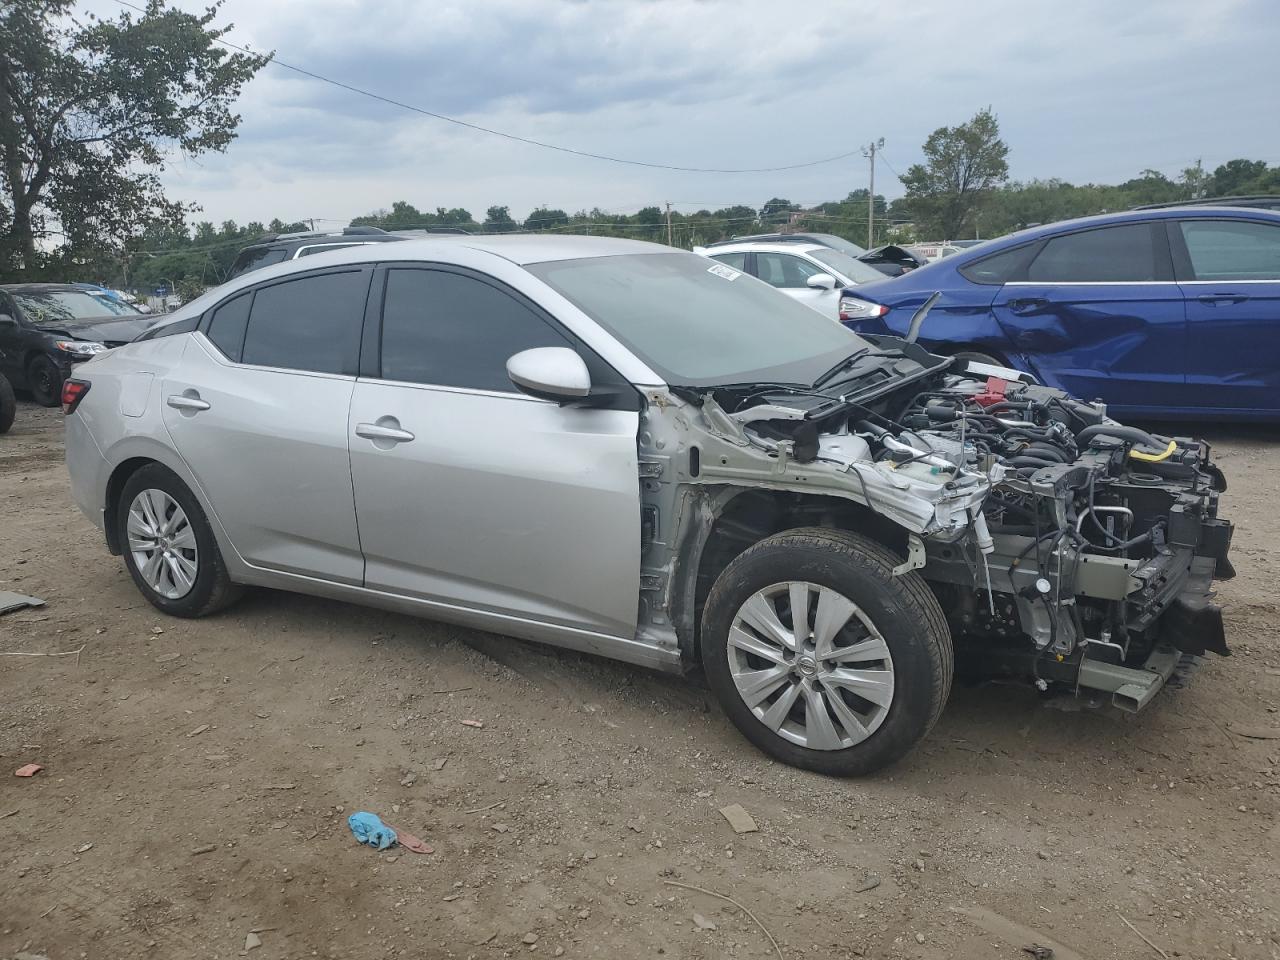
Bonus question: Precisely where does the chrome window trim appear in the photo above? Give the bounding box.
[356,375,547,403]
[1003,280,1179,286]
[1178,278,1280,285]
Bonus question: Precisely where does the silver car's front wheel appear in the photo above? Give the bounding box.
[728,581,895,750]
[127,488,199,600]
[702,528,952,776]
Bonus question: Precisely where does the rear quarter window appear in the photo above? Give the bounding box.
[958,244,1038,285]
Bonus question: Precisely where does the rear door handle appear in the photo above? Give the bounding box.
[166,394,210,411]
[355,420,415,444]
[1197,293,1248,305]
[1007,297,1048,312]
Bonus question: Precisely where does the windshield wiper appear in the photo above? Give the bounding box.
[811,347,871,389]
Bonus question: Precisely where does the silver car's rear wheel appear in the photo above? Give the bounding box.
[127,488,199,600]
[728,581,895,750]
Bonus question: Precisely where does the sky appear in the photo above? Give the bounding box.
[86,0,1280,228]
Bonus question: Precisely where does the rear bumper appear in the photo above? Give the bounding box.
[65,414,108,532]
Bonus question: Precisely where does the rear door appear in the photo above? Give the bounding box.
[347,264,642,638]
[753,252,840,318]
[991,221,1184,411]
[162,267,371,583]
[1170,217,1280,415]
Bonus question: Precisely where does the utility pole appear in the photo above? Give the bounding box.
[862,138,884,248]
[665,201,673,246]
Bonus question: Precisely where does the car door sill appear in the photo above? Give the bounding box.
[235,563,683,673]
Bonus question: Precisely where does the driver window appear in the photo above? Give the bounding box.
[755,253,824,288]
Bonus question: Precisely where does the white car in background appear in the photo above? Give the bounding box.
[695,240,886,322]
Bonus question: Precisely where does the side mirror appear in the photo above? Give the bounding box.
[507,347,592,402]
[806,273,837,291]
[0,314,17,328]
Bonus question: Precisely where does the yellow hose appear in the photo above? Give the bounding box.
[1129,439,1177,463]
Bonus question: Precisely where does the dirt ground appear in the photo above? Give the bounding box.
[1,398,1278,960]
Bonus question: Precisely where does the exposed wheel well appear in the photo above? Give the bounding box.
[687,489,909,658]
[103,457,160,555]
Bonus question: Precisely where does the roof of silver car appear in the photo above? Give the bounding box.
[160,234,680,327]
[335,233,669,266]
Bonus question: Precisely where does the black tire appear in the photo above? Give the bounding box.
[117,463,243,617]
[27,354,63,407]
[701,527,952,776]
[0,374,14,434]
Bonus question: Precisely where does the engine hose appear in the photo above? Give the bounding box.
[1076,423,1161,450]
[1008,455,1058,468]
[1023,444,1069,463]
[982,401,1037,417]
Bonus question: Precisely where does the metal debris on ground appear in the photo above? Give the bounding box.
[1023,945,1055,959]
[0,591,46,616]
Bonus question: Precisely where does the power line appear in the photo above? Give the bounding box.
[110,0,865,175]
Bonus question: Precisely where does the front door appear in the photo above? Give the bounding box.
[753,252,841,319]
[1172,217,1280,415]
[162,268,371,584]
[991,221,1185,413]
[348,265,641,638]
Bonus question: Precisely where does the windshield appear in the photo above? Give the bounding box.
[809,248,887,284]
[13,290,141,325]
[526,252,870,386]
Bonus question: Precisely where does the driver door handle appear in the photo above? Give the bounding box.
[356,421,415,444]
[1197,293,1248,305]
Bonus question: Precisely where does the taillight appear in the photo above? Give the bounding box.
[62,379,90,414]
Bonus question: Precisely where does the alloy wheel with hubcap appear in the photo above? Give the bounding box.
[127,488,199,600]
[728,580,894,751]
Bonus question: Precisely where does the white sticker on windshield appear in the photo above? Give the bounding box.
[707,263,741,281]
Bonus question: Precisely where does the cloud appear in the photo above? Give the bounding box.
[85,0,1280,226]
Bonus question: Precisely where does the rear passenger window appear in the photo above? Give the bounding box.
[1027,224,1161,282]
[379,268,569,391]
[1180,220,1280,281]
[241,270,368,375]
[206,292,251,360]
[710,252,747,271]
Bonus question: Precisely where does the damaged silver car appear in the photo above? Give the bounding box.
[64,237,1233,775]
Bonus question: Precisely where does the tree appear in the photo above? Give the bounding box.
[759,197,797,226]
[524,207,568,231]
[0,0,267,279]
[1208,159,1273,196]
[900,107,1009,240]
[1116,169,1182,206]
[483,205,518,233]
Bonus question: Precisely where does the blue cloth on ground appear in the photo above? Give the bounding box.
[348,811,397,850]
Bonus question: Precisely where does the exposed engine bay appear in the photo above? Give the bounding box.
[638,336,1233,713]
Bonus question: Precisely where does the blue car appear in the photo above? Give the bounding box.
[840,207,1280,420]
